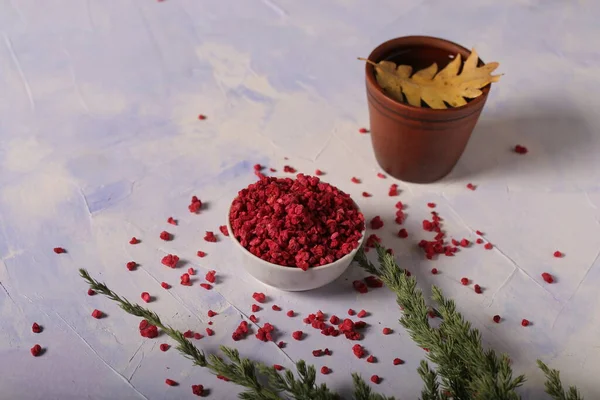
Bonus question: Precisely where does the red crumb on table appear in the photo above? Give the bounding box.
[352,344,365,358]
[315,169,324,176]
[553,250,563,258]
[466,183,476,190]
[286,310,294,317]
[274,364,284,371]
[474,284,482,294]
[320,366,330,374]
[189,196,202,213]
[431,268,438,275]
[347,309,355,316]
[159,231,172,241]
[366,355,376,363]
[197,251,207,257]
[514,145,528,154]
[351,177,361,184]
[194,333,203,340]
[359,128,369,133]
[192,384,204,396]
[357,310,367,318]
[161,254,179,268]
[364,276,383,288]
[252,292,266,303]
[292,331,303,340]
[382,327,392,335]
[167,217,177,225]
[205,270,216,283]
[200,283,212,290]
[91,309,103,319]
[208,310,217,318]
[219,225,229,237]
[141,292,151,302]
[521,319,530,327]
[377,173,386,179]
[398,228,408,238]
[252,304,261,313]
[283,165,296,173]
[126,261,137,271]
[388,184,399,196]
[542,272,554,283]
[30,344,42,357]
[129,237,140,244]
[476,238,484,244]
[369,216,384,229]
[197,114,206,120]
[53,247,66,254]
[484,243,493,250]
[204,231,217,242]
[161,282,170,289]
[427,202,436,208]
[461,277,469,285]
[352,280,368,294]
[32,323,42,333]
[362,192,372,197]
[493,315,501,323]
[206,328,214,336]
[160,343,170,352]
[87,289,96,296]
[165,379,178,386]
[370,375,380,384]
[393,358,404,365]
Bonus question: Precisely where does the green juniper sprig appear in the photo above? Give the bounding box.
[354,244,582,400]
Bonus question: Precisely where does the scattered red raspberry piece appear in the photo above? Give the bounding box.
[320,366,330,375]
[277,341,285,348]
[205,270,216,283]
[160,343,170,352]
[217,375,230,381]
[87,289,96,296]
[347,309,355,316]
[466,183,476,190]
[366,355,376,363]
[352,344,365,358]
[252,292,266,303]
[312,349,323,357]
[398,228,408,238]
[198,114,206,120]
[249,314,259,324]
[431,268,438,275]
[460,277,469,285]
[292,331,303,340]
[362,191,372,197]
[194,332,204,340]
[53,247,66,254]
[358,127,369,133]
[352,280,368,294]
[91,309,103,319]
[161,254,179,268]
[180,273,191,286]
[219,225,230,237]
[206,328,214,336]
[272,305,281,311]
[232,320,250,341]
[351,177,361,184]
[377,173,386,179]
[521,319,530,327]
[141,325,158,338]
[484,243,493,250]
[189,196,202,213]
[30,344,42,357]
[460,239,470,247]
[382,327,392,335]
[141,292,151,302]
[514,145,528,154]
[165,379,178,386]
[364,276,383,288]
[183,330,194,338]
[204,231,217,242]
[427,202,436,208]
[206,310,217,318]
[286,310,294,317]
[197,251,207,257]
[315,169,324,176]
[553,251,563,258]
[199,283,212,290]
[388,184,399,196]
[32,323,42,333]
[254,164,263,172]
[187,268,196,276]
[192,384,204,396]
[357,310,367,318]
[273,364,284,371]
[126,261,137,271]
[159,231,172,241]
[474,284,482,294]
[140,320,149,331]
[542,272,554,283]
[476,238,484,244]
[161,282,170,289]
[369,216,384,229]
[476,230,484,235]
[129,237,140,244]
[370,375,380,384]
[393,358,404,365]
[167,217,177,225]
[251,304,261,313]
[493,315,501,323]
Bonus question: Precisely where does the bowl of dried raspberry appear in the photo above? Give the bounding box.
[227,174,366,291]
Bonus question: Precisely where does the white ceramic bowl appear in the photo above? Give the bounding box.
[226,200,365,292]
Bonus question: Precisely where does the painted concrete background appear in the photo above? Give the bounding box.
[1,0,599,398]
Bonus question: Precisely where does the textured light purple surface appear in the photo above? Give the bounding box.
[1,0,600,399]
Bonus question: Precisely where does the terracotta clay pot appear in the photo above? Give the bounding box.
[365,36,491,183]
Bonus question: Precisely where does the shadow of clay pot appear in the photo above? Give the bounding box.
[365,36,492,183]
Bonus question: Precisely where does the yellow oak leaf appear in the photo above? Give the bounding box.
[360,49,501,109]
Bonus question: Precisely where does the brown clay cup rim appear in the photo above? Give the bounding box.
[365,35,490,115]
